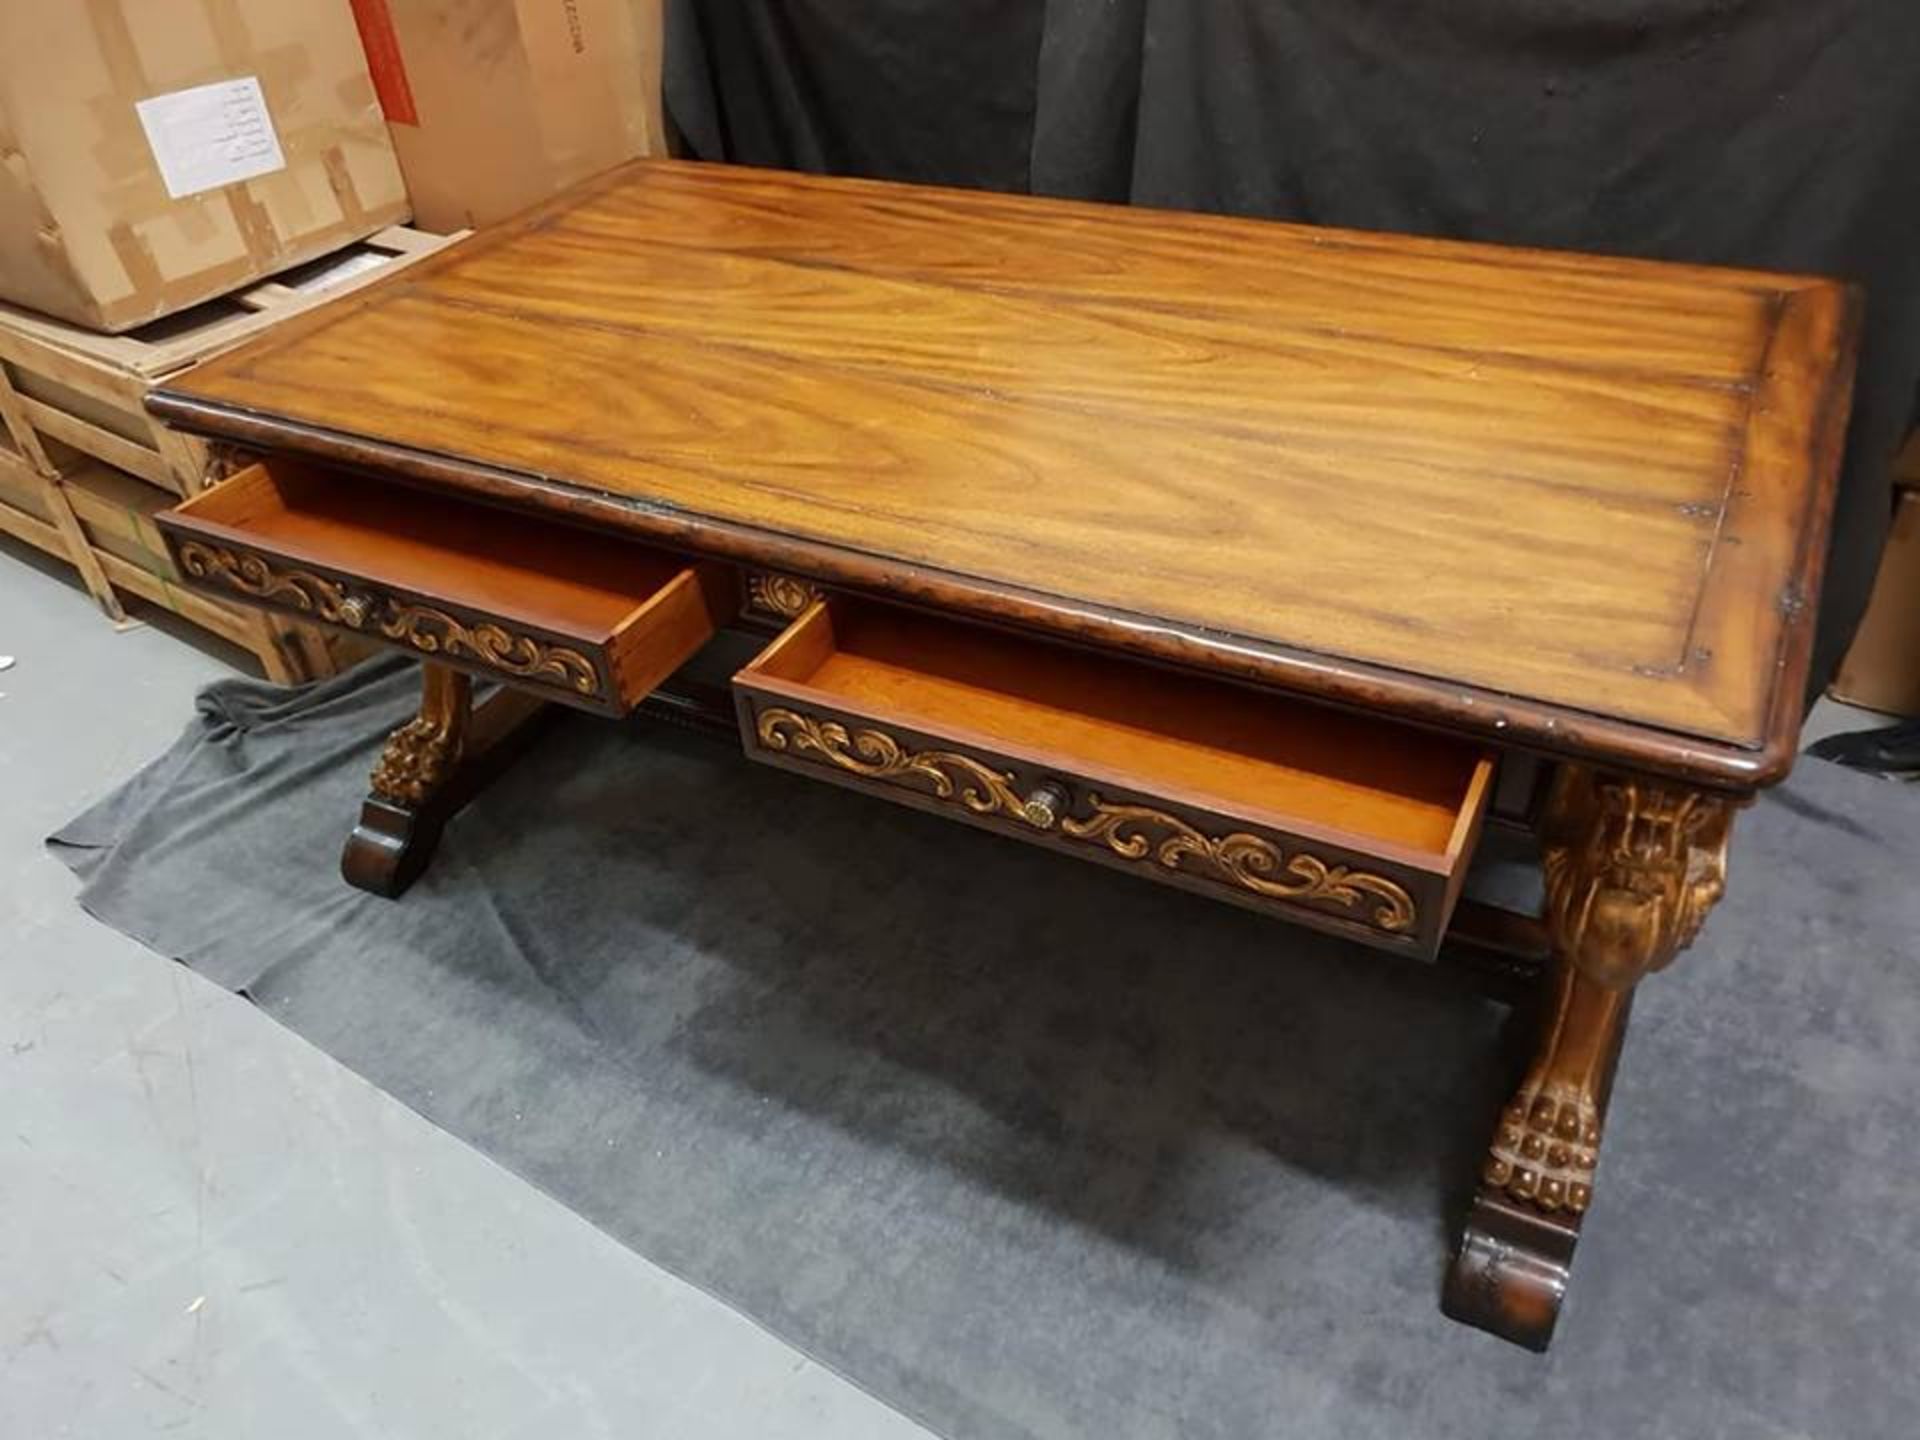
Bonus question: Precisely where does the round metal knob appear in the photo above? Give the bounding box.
[1020,781,1070,830]
[337,594,374,629]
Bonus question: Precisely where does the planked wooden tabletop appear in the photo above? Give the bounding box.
[151,160,1859,784]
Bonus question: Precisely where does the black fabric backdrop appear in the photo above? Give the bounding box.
[665,0,1920,695]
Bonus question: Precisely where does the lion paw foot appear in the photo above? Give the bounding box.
[1484,1082,1599,1214]
[370,716,460,808]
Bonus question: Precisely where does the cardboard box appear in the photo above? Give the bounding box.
[348,0,666,233]
[1831,488,1920,717]
[1898,428,1920,490]
[0,224,460,499]
[0,1,410,333]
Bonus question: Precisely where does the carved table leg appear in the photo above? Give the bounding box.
[341,662,551,897]
[1443,765,1737,1349]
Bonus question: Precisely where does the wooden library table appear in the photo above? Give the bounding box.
[148,160,1858,1349]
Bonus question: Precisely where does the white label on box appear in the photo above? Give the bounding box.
[135,77,287,200]
[290,251,391,293]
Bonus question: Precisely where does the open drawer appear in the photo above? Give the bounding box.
[157,462,730,715]
[735,599,1495,958]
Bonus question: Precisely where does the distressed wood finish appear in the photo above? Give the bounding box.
[741,568,827,629]
[148,159,1857,784]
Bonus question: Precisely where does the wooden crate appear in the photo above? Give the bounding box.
[0,226,461,498]
[64,463,180,578]
[0,441,62,549]
[0,452,342,682]
[0,438,56,528]
[0,225,459,682]
[0,380,125,616]
[74,461,378,681]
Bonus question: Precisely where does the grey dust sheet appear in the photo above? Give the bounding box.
[50,656,1920,1440]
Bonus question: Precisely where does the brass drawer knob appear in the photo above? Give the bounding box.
[337,593,377,629]
[1020,781,1070,830]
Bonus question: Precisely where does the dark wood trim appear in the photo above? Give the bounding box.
[1752,282,1863,771]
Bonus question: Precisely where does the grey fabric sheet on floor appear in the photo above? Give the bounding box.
[52,655,1920,1440]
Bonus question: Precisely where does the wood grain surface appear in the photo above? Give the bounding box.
[150,160,1859,778]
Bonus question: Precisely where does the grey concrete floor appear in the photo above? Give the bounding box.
[0,540,934,1440]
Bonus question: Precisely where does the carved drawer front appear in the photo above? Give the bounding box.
[735,600,1494,959]
[157,462,731,715]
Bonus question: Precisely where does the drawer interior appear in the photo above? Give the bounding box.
[165,461,733,713]
[744,600,1490,863]
[169,461,694,640]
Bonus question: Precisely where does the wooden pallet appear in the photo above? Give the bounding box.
[0,226,460,499]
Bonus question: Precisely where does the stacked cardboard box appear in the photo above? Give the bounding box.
[349,0,667,231]
[1831,430,1920,716]
[0,0,668,682]
[0,1,411,330]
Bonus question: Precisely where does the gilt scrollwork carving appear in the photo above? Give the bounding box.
[753,706,1418,935]
[756,707,1039,821]
[1061,798,1417,933]
[178,540,354,620]
[174,541,604,699]
[377,601,601,697]
[201,442,255,487]
[745,571,824,620]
